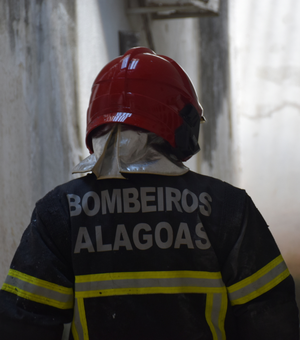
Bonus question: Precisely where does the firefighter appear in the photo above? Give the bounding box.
[0,47,298,340]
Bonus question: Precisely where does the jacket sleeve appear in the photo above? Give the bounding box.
[0,189,74,340]
[222,195,299,340]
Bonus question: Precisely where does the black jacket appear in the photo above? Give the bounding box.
[0,171,298,339]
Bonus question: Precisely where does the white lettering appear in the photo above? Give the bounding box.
[68,188,213,217]
[95,225,112,252]
[155,222,173,249]
[174,223,194,249]
[123,188,140,213]
[74,227,95,253]
[182,189,198,213]
[195,223,211,250]
[101,189,122,214]
[82,192,100,216]
[133,223,153,250]
[74,221,212,253]
[141,187,156,212]
[199,192,212,216]
[113,224,133,250]
[157,187,164,211]
[67,194,82,217]
[165,188,182,212]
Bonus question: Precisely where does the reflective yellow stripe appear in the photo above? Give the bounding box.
[71,322,80,340]
[75,270,226,298]
[74,270,228,340]
[230,269,289,305]
[2,269,73,309]
[72,298,89,340]
[205,293,227,340]
[218,293,227,339]
[75,270,222,283]
[7,269,72,295]
[78,298,89,340]
[205,294,216,339]
[72,300,81,340]
[76,286,225,298]
[228,255,284,293]
[2,283,73,309]
[228,255,290,306]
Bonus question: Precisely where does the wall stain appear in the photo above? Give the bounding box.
[258,66,300,87]
[199,0,231,169]
[243,102,300,120]
[6,0,21,51]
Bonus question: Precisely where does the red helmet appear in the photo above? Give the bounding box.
[86,47,205,160]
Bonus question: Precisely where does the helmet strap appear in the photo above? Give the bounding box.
[175,104,201,160]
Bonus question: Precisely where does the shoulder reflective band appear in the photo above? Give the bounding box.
[1,269,74,309]
[75,270,226,297]
[227,255,290,306]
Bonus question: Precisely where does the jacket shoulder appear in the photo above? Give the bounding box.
[186,171,248,265]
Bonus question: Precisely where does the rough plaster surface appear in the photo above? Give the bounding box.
[198,0,237,185]
[76,0,132,158]
[0,0,81,284]
[150,17,201,172]
[229,0,300,305]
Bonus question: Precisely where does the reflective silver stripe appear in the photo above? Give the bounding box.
[75,271,226,299]
[72,271,227,339]
[76,276,225,293]
[71,294,227,340]
[72,298,87,340]
[73,271,227,339]
[3,274,73,309]
[228,256,289,305]
[206,293,227,340]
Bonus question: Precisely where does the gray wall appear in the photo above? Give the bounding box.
[198,0,237,185]
[0,0,81,283]
[229,0,300,307]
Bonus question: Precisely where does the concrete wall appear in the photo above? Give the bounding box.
[198,0,237,185]
[229,0,300,303]
[149,17,202,172]
[0,0,80,284]
[144,1,235,182]
[76,0,133,158]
